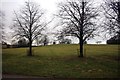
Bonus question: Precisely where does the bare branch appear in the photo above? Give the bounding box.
[12,1,48,56]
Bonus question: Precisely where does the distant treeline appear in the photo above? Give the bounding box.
[107,34,120,44]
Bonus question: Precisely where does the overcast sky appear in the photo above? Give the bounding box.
[0,0,106,44]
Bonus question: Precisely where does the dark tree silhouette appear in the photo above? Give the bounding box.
[107,34,120,44]
[18,38,29,47]
[39,35,49,46]
[102,0,120,38]
[43,35,49,46]
[57,33,64,44]
[57,0,99,57]
[12,1,46,56]
[57,33,71,44]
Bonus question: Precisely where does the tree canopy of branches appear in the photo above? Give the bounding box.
[102,0,120,38]
[12,1,46,56]
[0,10,5,42]
[57,0,98,57]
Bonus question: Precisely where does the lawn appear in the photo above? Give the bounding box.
[2,44,120,78]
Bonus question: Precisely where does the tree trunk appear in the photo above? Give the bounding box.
[78,1,84,58]
[80,40,83,57]
[79,38,83,57]
[29,40,32,56]
[28,21,32,56]
[28,39,32,56]
[28,26,32,56]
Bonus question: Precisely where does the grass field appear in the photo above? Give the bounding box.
[2,44,120,78]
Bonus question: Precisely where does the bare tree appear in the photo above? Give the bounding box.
[102,0,120,38]
[12,1,46,56]
[57,33,64,44]
[57,0,99,57]
[39,35,49,46]
[0,10,6,43]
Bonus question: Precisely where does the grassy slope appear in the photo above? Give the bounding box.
[2,44,120,78]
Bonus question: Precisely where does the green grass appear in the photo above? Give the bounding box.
[2,44,120,78]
